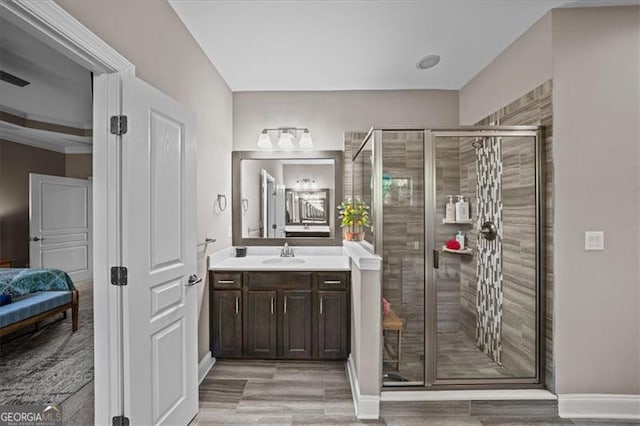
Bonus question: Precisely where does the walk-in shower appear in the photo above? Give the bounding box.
[352,126,544,389]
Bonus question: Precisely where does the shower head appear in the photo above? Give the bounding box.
[472,139,484,149]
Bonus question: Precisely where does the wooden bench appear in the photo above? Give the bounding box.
[383,309,404,370]
[0,290,78,337]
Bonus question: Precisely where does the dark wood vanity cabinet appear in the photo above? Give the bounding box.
[210,270,349,360]
[318,290,348,359]
[211,289,243,358]
[245,290,278,358]
[281,290,313,358]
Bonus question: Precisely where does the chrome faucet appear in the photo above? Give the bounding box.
[280,243,295,257]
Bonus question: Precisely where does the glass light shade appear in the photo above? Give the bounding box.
[299,131,313,148]
[278,132,294,149]
[257,132,272,149]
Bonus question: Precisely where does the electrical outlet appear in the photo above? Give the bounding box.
[585,231,604,251]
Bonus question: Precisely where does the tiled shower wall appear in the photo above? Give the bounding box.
[434,141,463,333]
[379,131,426,342]
[461,81,554,386]
[343,79,553,388]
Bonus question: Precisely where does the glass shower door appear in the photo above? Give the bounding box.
[381,130,425,386]
[429,132,541,384]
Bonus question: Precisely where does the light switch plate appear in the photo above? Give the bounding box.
[585,231,604,251]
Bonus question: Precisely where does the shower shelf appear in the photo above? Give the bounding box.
[442,219,474,225]
[442,246,474,256]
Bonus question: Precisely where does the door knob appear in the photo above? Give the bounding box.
[479,221,498,241]
[30,237,44,242]
[186,274,202,286]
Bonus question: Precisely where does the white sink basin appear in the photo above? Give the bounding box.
[261,257,306,265]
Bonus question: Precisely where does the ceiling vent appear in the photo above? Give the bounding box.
[0,70,31,87]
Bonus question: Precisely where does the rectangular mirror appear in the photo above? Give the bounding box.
[232,151,343,246]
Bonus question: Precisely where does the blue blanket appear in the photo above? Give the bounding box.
[0,269,75,297]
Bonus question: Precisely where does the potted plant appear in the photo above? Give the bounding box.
[338,198,370,241]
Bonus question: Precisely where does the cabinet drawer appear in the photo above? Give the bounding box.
[212,272,242,289]
[248,272,311,290]
[317,272,348,290]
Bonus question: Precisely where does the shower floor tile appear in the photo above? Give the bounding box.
[383,330,514,384]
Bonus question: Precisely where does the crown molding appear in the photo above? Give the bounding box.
[0,0,135,75]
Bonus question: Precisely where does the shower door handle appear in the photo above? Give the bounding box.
[433,250,439,269]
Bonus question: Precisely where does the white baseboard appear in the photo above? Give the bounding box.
[381,389,557,401]
[198,351,216,384]
[558,394,640,420]
[346,354,380,419]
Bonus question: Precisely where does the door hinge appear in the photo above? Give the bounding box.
[112,415,129,426]
[110,115,128,135]
[110,266,128,286]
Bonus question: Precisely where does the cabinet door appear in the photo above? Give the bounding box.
[245,291,277,358]
[318,291,348,359]
[281,290,312,359]
[211,290,242,358]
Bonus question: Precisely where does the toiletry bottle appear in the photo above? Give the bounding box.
[455,195,470,221]
[456,231,465,250]
[445,195,456,222]
[459,196,469,221]
[455,196,462,221]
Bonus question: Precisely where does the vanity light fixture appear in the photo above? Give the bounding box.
[257,127,313,149]
[299,129,313,148]
[257,130,272,149]
[296,178,316,189]
[278,130,294,149]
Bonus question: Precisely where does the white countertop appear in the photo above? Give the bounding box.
[208,246,350,271]
[207,243,380,272]
[209,255,350,271]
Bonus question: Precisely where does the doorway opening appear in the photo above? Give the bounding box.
[0,13,95,416]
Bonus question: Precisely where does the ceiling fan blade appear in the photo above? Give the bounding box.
[0,70,30,87]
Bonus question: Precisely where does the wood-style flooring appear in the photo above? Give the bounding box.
[193,359,639,426]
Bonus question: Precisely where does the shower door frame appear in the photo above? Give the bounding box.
[424,127,545,389]
[365,126,546,390]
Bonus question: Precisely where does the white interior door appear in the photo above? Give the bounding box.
[29,173,92,282]
[275,183,286,237]
[121,74,198,425]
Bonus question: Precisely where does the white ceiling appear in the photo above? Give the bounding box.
[0,16,92,128]
[0,16,93,153]
[169,0,578,92]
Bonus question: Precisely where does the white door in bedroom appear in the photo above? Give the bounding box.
[120,74,199,425]
[29,173,93,282]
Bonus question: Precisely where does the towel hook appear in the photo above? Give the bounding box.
[216,194,227,211]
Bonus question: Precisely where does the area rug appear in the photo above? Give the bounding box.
[0,281,94,405]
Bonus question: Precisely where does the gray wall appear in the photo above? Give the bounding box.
[459,5,640,395]
[58,0,234,361]
[552,6,640,395]
[0,139,66,267]
[458,13,552,125]
[65,154,92,179]
[233,90,459,151]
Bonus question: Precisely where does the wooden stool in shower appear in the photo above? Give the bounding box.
[383,309,404,370]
